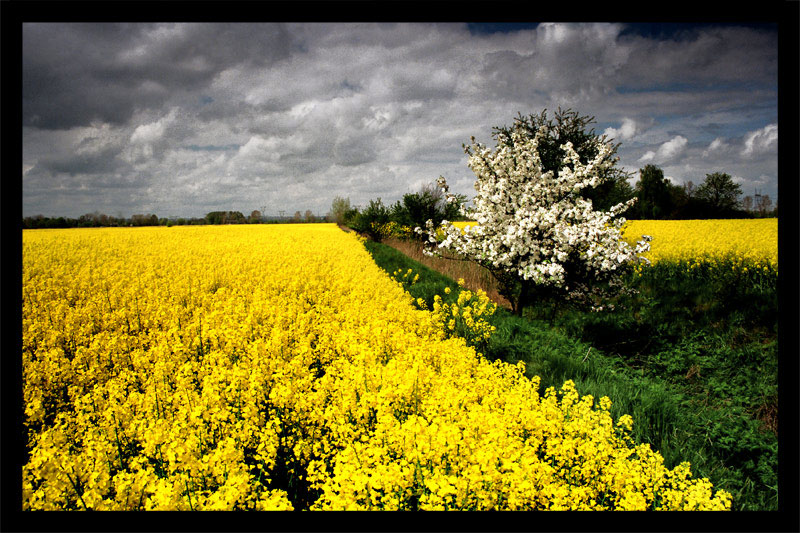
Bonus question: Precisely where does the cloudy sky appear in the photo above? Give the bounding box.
[22,22,778,219]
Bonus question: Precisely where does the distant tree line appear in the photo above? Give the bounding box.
[330,182,468,242]
[627,166,777,220]
[22,209,332,229]
[23,212,168,229]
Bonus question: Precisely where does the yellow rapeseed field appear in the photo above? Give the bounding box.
[622,219,777,270]
[23,224,731,510]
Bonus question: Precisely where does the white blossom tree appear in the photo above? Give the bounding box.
[420,111,652,317]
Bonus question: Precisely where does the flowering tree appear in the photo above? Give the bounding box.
[420,110,652,317]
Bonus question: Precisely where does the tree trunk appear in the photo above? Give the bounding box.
[515,281,533,317]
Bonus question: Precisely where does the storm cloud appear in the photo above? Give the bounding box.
[22,22,779,218]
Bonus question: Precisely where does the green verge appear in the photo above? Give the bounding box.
[364,240,778,511]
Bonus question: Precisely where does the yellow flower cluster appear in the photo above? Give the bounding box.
[391,269,496,349]
[451,220,478,231]
[23,224,731,510]
[370,221,414,240]
[424,278,497,349]
[622,219,777,271]
[390,268,420,288]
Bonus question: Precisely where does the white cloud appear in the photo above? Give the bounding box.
[658,135,688,160]
[603,117,637,141]
[363,105,396,131]
[237,136,281,163]
[130,108,179,145]
[538,23,571,45]
[703,137,728,158]
[288,100,318,120]
[639,135,688,164]
[124,108,182,164]
[741,123,777,157]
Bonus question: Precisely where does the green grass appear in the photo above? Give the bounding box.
[364,240,778,511]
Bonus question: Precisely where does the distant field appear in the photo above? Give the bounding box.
[622,219,777,269]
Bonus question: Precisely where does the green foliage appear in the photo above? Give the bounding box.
[205,211,226,225]
[390,183,466,232]
[542,259,777,510]
[495,108,599,175]
[350,184,467,243]
[626,166,753,220]
[634,164,673,219]
[662,181,713,219]
[205,211,246,225]
[329,196,352,225]
[696,172,743,216]
[582,172,636,213]
[350,198,392,241]
[342,207,360,227]
[130,214,160,226]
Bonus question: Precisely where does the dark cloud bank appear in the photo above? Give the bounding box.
[21,22,779,218]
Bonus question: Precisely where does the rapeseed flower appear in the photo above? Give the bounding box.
[23,224,730,511]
